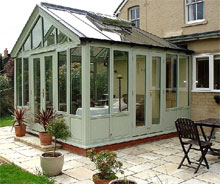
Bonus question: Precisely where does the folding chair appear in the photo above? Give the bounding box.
[175,118,212,173]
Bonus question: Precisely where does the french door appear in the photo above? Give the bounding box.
[133,52,165,136]
[31,53,54,115]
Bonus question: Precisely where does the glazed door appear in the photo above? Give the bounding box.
[32,53,54,115]
[148,53,165,133]
[133,53,149,136]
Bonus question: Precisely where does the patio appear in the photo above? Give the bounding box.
[0,127,220,184]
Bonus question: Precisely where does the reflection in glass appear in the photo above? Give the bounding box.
[196,57,209,88]
[214,55,220,90]
[45,56,53,109]
[23,58,29,106]
[70,47,82,115]
[179,56,189,107]
[58,51,67,112]
[43,18,55,46]
[57,30,68,43]
[136,55,146,126]
[113,51,128,112]
[152,57,161,124]
[24,35,31,51]
[90,47,110,116]
[166,55,177,109]
[32,18,42,49]
[16,58,22,106]
[34,58,41,113]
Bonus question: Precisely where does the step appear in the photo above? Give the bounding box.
[14,134,62,151]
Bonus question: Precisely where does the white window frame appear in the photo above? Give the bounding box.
[129,6,140,28]
[185,0,205,24]
[192,53,220,92]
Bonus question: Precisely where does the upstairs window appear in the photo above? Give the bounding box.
[129,6,140,28]
[185,0,204,23]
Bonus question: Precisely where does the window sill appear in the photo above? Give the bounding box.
[192,89,220,93]
[182,20,207,28]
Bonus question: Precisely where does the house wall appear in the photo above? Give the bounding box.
[117,0,220,122]
[191,92,220,121]
[118,0,220,38]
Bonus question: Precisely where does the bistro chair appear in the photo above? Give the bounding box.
[175,118,212,173]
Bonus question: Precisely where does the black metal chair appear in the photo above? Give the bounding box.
[175,118,212,173]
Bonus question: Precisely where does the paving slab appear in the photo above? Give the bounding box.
[0,126,220,184]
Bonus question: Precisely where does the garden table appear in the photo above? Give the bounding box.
[195,118,220,157]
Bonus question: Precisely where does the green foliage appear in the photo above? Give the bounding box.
[47,119,71,155]
[0,116,13,127]
[87,149,124,180]
[0,75,13,116]
[0,164,54,184]
[47,119,71,141]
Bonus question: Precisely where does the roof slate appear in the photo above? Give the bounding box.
[40,2,189,52]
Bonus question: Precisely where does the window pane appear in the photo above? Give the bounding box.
[33,58,41,113]
[136,55,146,126]
[24,35,31,51]
[152,57,161,124]
[130,9,135,20]
[179,56,189,107]
[114,51,128,112]
[71,47,82,115]
[58,51,67,112]
[23,58,29,106]
[214,55,220,90]
[57,30,68,43]
[16,58,22,106]
[90,47,110,116]
[43,18,55,46]
[45,56,53,109]
[188,4,196,21]
[136,7,140,18]
[196,57,209,88]
[32,18,42,49]
[197,2,204,19]
[166,55,177,109]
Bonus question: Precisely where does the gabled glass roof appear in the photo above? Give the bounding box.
[40,2,188,52]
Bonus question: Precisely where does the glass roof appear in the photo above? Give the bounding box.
[40,2,185,51]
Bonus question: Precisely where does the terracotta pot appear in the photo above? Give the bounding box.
[14,124,26,137]
[40,151,64,176]
[93,174,114,184]
[39,132,52,145]
[109,179,137,184]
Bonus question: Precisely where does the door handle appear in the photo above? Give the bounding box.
[150,90,153,96]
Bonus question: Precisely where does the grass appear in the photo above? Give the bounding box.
[0,116,13,127]
[0,164,54,184]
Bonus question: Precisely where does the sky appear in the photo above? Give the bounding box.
[0,0,122,55]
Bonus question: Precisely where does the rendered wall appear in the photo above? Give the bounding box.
[118,0,220,38]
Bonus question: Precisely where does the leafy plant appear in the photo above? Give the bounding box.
[10,107,26,129]
[47,119,71,156]
[87,149,124,180]
[35,108,61,132]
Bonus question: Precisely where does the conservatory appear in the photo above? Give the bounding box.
[11,3,192,153]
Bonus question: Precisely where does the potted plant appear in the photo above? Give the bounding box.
[11,107,26,137]
[40,119,71,176]
[35,108,61,145]
[214,95,220,104]
[87,149,124,184]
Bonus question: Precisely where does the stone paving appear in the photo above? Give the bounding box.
[0,126,220,184]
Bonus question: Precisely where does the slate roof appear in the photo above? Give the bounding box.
[40,2,190,53]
